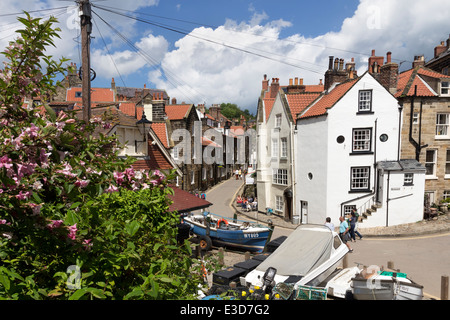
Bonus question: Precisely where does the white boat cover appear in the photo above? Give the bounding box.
[256,225,334,277]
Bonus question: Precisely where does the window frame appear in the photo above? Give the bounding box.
[350,166,371,192]
[275,114,282,128]
[351,128,373,154]
[272,138,279,158]
[281,137,288,158]
[358,90,373,113]
[404,173,414,186]
[272,168,288,186]
[436,113,450,138]
[425,149,437,177]
[440,81,450,96]
[275,195,284,212]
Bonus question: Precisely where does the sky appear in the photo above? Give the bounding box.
[0,0,449,114]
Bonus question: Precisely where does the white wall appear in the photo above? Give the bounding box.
[296,73,404,227]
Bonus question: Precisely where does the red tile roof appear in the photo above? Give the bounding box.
[298,78,359,119]
[286,92,321,119]
[168,186,212,213]
[165,104,192,120]
[151,122,169,148]
[395,66,450,97]
[66,87,115,102]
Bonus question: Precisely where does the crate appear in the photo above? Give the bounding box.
[212,267,247,286]
[296,285,328,300]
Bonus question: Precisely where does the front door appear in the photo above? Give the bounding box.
[300,201,308,224]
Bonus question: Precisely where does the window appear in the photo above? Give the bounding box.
[172,146,179,160]
[436,113,449,137]
[281,138,288,158]
[272,138,279,158]
[425,150,437,176]
[358,90,372,112]
[351,167,370,191]
[273,169,288,185]
[413,112,419,124]
[344,205,356,216]
[275,114,282,127]
[275,196,283,212]
[446,150,450,176]
[352,128,372,152]
[404,173,414,185]
[75,91,82,98]
[443,190,450,200]
[441,81,450,95]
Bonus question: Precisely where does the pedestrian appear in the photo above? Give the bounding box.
[339,216,353,252]
[235,169,239,180]
[351,209,363,240]
[238,169,242,180]
[324,217,334,231]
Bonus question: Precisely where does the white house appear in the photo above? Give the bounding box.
[294,71,425,228]
[256,76,322,221]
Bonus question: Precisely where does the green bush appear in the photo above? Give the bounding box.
[0,13,208,300]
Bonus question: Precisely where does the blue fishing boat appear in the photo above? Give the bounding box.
[182,212,273,253]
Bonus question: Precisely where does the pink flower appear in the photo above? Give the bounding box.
[105,185,118,193]
[68,224,77,240]
[15,190,31,200]
[75,179,90,188]
[47,220,63,229]
[0,155,12,169]
[113,171,124,185]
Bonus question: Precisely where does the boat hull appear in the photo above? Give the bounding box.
[183,215,271,253]
[351,273,423,300]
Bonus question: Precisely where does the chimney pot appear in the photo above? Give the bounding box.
[386,51,392,63]
[328,56,334,70]
[289,78,293,86]
[372,49,376,56]
[300,78,304,85]
[295,77,298,85]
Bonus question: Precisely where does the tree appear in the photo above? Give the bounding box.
[0,13,210,300]
[219,103,255,121]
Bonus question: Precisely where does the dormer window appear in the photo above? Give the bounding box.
[275,114,282,127]
[441,81,450,96]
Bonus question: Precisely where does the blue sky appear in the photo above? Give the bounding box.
[0,0,449,113]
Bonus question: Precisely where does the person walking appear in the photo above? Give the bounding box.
[324,217,334,231]
[339,216,353,252]
[351,209,363,240]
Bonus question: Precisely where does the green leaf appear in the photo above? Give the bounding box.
[68,288,87,300]
[125,220,140,237]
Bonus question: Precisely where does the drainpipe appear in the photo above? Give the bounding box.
[397,103,403,161]
[386,171,390,227]
[291,123,297,222]
[409,86,428,161]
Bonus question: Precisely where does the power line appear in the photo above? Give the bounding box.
[91,4,326,75]
[91,9,207,104]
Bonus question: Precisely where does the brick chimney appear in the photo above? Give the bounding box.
[434,41,447,58]
[368,49,384,74]
[262,74,269,91]
[286,77,306,93]
[379,51,399,95]
[324,56,351,91]
[269,78,280,98]
[412,55,425,69]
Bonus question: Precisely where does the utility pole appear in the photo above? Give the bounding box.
[79,0,92,122]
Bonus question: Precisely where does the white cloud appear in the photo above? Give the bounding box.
[151,0,450,112]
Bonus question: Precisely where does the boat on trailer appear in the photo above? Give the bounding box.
[182,212,273,253]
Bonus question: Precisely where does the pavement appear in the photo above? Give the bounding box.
[205,177,450,238]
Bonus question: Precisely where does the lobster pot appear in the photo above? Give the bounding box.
[296,285,328,300]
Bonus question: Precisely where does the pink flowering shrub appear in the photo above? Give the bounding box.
[0,14,207,300]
